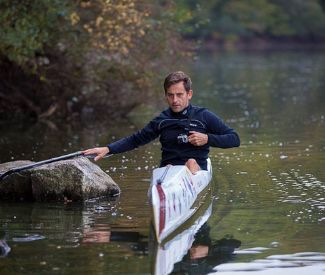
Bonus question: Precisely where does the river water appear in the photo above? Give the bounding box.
[0,50,324,274]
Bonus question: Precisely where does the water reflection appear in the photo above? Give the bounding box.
[0,196,242,274]
[0,50,324,273]
[12,234,46,242]
[267,169,325,223]
[0,231,10,258]
[152,195,242,275]
[153,203,213,275]
[170,228,241,275]
[210,251,325,274]
[0,239,10,258]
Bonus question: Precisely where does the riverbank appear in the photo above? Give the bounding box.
[196,37,325,51]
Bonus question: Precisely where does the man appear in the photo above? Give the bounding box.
[83,71,240,173]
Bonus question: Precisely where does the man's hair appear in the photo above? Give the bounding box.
[164,71,192,93]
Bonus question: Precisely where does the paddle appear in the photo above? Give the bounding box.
[0,151,110,181]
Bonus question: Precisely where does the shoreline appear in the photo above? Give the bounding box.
[192,37,325,51]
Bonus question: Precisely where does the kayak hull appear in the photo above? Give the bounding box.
[149,159,212,243]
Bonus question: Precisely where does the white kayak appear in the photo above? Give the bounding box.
[149,159,212,243]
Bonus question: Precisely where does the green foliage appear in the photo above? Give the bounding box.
[0,0,185,120]
[223,0,292,36]
[271,0,325,37]
[175,0,325,40]
[0,0,73,65]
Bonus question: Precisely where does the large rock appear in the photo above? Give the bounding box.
[0,157,120,202]
[0,160,34,201]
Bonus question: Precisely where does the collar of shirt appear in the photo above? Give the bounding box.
[169,104,193,118]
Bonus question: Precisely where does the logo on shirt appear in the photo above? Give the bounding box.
[190,123,197,127]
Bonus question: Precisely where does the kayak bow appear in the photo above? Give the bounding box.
[149,159,212,243]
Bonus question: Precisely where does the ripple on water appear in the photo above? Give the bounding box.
[12,234,46,242]
[267,169,325,223]
[234,247,270,255]
[210,252,325,275]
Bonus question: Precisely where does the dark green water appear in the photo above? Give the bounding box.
[0,50,324,274]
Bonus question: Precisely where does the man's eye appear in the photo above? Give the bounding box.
[167,92,184,97]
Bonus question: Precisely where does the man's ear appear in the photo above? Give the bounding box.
[188,90,193,99]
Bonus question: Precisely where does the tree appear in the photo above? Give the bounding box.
[175,0,325,40]
[0,0,184,120]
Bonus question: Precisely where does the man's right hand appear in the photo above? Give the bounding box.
[82,147,109,161]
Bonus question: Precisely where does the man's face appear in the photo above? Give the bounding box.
[165,81,193,113]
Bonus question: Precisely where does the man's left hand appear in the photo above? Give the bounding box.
[188,131,208,146]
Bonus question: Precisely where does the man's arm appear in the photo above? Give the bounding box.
[83,119,159,161]
[108,119,159,153]
[204,111,240,148]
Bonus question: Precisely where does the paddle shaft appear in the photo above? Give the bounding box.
[0,151,110,181]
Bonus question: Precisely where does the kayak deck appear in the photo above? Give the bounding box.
[149,159,212,243]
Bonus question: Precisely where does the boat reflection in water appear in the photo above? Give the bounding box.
[151,195,241,275]
[152,200,212,275]
[171,229,241,275]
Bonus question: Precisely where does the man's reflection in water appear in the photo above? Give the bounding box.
[82,224,147,255]
[82,229,111,243]
[171,223,241,274]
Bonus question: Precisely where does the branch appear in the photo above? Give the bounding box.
[39,102,58,119]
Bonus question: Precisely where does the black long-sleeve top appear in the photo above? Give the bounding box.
[107,104,240,170]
